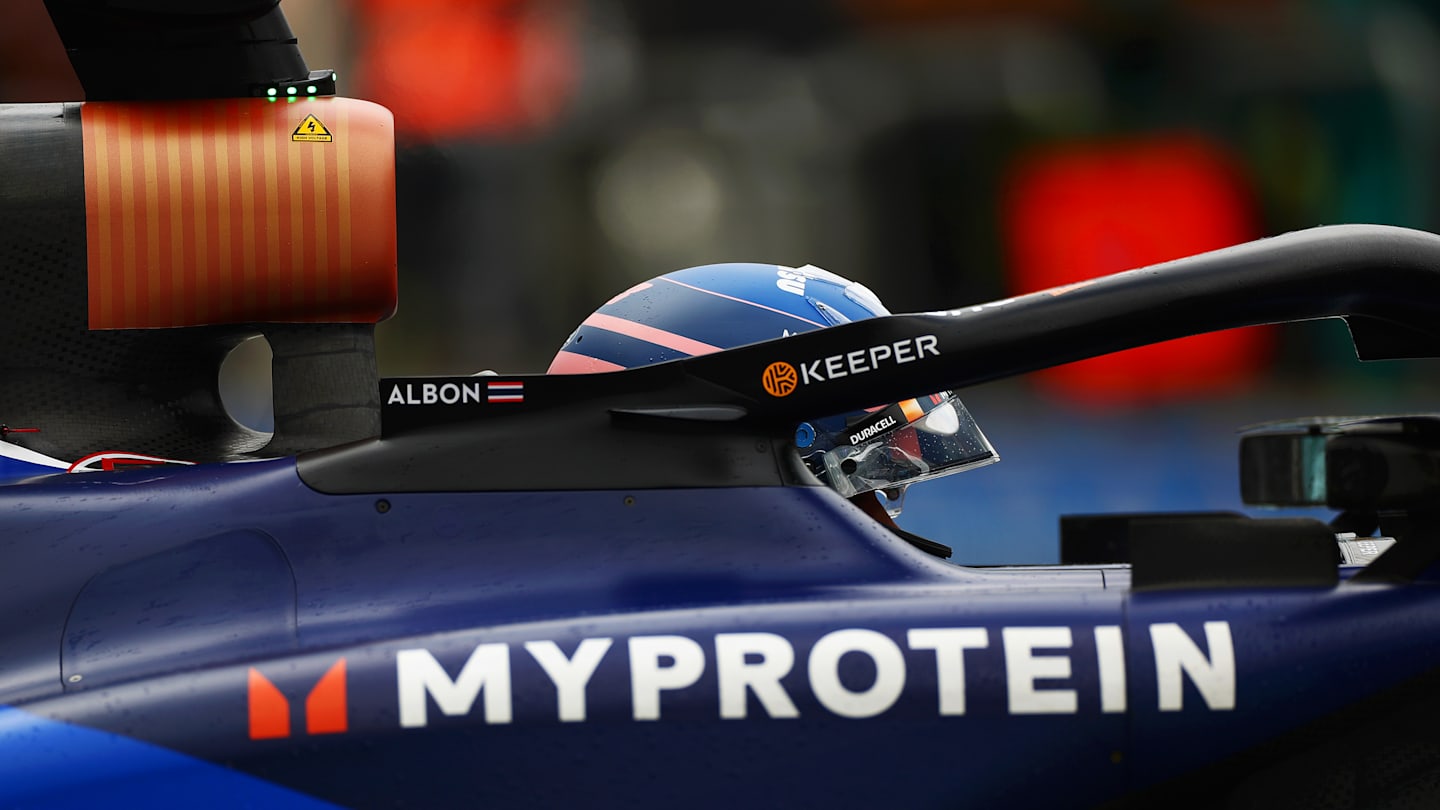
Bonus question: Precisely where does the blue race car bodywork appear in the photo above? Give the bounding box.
[4,455,1440,807]
[7,3,1440,807]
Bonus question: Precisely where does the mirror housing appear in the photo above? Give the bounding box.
[1240,416,1440,511]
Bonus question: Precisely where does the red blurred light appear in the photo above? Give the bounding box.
[350,0,579,142]
[1003,135,1271,406]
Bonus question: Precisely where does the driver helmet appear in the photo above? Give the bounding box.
[549,263,997,514]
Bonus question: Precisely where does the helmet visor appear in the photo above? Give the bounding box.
[799,392,997,498]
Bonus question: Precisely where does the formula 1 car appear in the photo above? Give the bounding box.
[6,3,1440,808]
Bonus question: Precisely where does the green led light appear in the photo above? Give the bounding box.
[286,86,297,96]
[307,85,317,94]
[266,87,277,97]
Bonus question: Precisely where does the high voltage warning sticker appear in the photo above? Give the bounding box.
[292,114,333,143]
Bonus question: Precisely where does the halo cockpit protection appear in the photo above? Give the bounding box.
[548,263,998,513]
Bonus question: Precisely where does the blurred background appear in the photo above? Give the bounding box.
[7,0,1440,562]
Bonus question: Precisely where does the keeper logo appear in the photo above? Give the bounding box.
[761,362,799,397]
[787,335,941,391]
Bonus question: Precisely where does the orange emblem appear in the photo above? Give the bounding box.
[761,362,799,397]
[248,658,348,740]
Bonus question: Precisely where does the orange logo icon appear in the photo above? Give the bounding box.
[761,362,799,397]
[248,658,348,739]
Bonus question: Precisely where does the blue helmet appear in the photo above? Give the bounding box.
[550,263,997,513]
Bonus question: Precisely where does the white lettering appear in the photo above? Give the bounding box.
[525,638,612,723]
[389,381,486,406]
[397,644,511,728]
[849,415,897,446]
[629,635,705,721]
[1094,626,1126,713]
[794,336,939,388]
[907,628,988,716]
[1152,621,1235,711]
[1003,627,1076,714]
[809,629,905,719]
[776,269,807,296]
[715,633,799,719]
[390,619,1237,730]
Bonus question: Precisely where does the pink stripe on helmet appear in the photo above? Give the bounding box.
[580,312,724,357]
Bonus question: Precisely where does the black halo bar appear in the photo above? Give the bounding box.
[679,224,1440,427]
[380,225,1440,437]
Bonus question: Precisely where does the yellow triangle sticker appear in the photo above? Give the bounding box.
[291,114,333,143]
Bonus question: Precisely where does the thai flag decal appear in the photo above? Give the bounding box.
[487,381,525,403]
